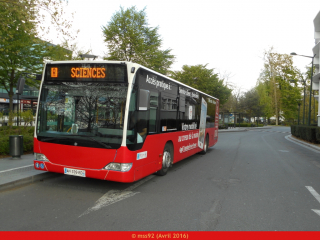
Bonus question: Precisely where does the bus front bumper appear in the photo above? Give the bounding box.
[33,160,135,183]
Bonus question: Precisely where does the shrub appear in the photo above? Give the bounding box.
[20,110,34,126]
[0,137,9,155]
[0,126,34,156]
[23,135,34,152]
[8,111,16,126]
[291,125,319,143]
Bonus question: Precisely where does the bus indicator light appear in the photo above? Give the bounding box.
[51,68,58,78]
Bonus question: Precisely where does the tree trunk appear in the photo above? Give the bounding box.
[9,69,15,112]
[9,70,15,126]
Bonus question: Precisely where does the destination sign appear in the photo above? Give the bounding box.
[45,63,127,82]
[70,68,106,78]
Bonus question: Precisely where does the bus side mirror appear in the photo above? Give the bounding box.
[36,74,42,80]
[138,89,150,111]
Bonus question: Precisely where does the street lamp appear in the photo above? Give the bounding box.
[290,52,316,126]
[297,101,301,125]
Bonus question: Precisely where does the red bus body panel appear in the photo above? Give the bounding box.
[33,127,218,183]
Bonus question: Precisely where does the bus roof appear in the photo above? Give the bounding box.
[44,60,219,101]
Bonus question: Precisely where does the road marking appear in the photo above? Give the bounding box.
[306,186,320,217]
[200,199,221,230]
[0,165,33,174]
[79,175,155,217]
[285,135,320,154]
[312,161,320,169]
[279,150,289,153]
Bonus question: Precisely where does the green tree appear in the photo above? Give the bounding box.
[0,0,77,41]
[0,0,76,117]
[170,64,232,105]
[256,79,273,119]
[290,66,318,125]
[46,39,92,61]
[257,48,301,125]
[0,1,41,112]
[239,88,263,123]
[102,6,175,75]
[20,110,34,127]
[220,87,243,113]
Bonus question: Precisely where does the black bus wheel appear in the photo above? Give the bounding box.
[200,135,209,155]
[156,143,173,176]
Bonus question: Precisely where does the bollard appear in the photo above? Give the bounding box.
[9,135,23,159]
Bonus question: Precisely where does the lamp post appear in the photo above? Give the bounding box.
[290,77,306,124]
[298,101,301,125]
[290,52,316,126]
[313,90,317,123]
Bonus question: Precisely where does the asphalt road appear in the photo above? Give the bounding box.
[1,126,320,231]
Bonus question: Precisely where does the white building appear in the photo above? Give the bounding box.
[313,11,320,126]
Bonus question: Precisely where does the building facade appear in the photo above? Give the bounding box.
[0,84,39,114]
[313,11,320,126]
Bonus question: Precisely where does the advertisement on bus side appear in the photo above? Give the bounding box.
[198,98,207,149]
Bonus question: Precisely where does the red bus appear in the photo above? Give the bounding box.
[33,61,219,182]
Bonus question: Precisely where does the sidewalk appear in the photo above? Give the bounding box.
[0,129,318,192]
[0,154,57,192]
[218,126,270,132]
[218,127,248,133]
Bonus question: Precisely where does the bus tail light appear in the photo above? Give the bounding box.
[35,153,50,162]
[104,163,132,172]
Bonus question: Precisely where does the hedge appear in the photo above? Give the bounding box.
[0,126,34,156]
[291,125,320,144]
[316,128,320,143]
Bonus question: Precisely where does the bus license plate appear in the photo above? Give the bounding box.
[64,168,86,177]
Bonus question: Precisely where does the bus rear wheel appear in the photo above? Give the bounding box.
[200,135,209,155]
[156,143,173,176]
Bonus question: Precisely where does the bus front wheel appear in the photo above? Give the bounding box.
[156,143,173,176]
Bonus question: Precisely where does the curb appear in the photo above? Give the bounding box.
[218,127,272,133]
[0,171,59,192]
[0,165,34,176]
[285,134,320,153]
[218,129,248,133]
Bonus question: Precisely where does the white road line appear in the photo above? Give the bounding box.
[0,164,33,174]
[306,186,320,203]
[306,186,320,217]
[312,209,320,217]
[279,150,289,153]
[285,135,320,154]
[79,175,155,217]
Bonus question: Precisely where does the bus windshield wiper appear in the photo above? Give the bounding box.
[70,135,112,149]
[38,136,71,142]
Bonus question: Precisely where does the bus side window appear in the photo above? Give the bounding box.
[160,92,178,131]
[149,91,158,133]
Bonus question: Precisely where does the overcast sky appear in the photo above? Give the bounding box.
[56,0,320,92]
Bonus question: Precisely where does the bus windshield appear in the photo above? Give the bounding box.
[36,81,128,149]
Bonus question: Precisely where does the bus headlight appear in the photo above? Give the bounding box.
[104,163,132,172]
[35,153,49,161]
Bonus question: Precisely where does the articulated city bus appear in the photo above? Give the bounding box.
[33,61,219,182]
